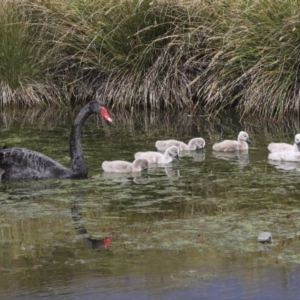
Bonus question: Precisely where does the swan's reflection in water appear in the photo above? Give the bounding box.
[163,165,180,179]
[102,171,150,184]
[268,160,300,172]
[102,164,180,183]
[180,150,206,162]
[212,150,249,167]
[71,195,112,251]
[145,163,180,180]
[0,181,112,251]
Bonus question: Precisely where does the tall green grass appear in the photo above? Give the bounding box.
[1,0,300,119]
[0,0,64,106]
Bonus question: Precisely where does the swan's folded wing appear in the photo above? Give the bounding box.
[134,151,160,163]
[267,142,293,153]
[112,161,132,172]
[155,140,184,151]
[0,147,68,177]
[102,160,133,173]
[134,152,143,159]
[212,140,239,152]
[155,140,169,151]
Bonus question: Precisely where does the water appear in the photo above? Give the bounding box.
[1,107,300,299]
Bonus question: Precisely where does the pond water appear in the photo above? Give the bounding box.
[1,107,300,299]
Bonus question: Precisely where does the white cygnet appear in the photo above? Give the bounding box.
[212,131,251,152]
[268,133,300,153]
[102,159,148,173]
[134,146,179,164]
[155,137,205,151]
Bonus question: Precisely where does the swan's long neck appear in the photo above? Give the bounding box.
[164,150,171,160]
[187,140,195,150]
[70,105,92,176]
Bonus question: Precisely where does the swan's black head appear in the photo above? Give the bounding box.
[90,100,112,123]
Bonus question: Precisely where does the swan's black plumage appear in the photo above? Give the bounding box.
[0,100,112,180]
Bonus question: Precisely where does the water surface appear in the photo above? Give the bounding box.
[1,107,300,299]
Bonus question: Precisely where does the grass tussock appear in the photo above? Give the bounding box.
[1,0,300,119]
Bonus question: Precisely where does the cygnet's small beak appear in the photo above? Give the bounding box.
[197,145,205,150]
[246,137,251,144]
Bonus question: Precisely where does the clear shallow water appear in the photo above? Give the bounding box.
[1,107,300,299]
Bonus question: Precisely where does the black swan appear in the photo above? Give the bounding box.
[0,100,112,180]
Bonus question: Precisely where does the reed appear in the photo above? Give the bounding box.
[1,0,300,119]
[0,0,63,106]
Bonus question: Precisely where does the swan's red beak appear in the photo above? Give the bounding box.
[100,107,112,122]
[102,236,112,248]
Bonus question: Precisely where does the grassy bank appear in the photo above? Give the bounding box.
[0,0,300,119]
